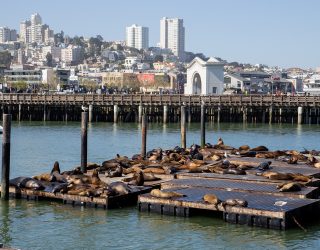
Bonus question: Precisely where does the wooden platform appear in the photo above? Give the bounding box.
[138,187,320,230]
[161,178,319,198]
[8,186,152,209]
[176,172,320,187]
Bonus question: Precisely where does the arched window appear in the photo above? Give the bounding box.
[193,73,201,94]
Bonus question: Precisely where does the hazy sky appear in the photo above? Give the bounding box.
[1,0,319,68]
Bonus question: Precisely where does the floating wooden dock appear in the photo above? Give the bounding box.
[8,185,152,209]
[138,187,320,230]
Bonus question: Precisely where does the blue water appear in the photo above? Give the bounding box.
[0,121,320,249]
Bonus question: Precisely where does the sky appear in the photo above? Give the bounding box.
[1,0,319,69]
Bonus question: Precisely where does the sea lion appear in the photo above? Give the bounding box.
[51,161,61,174]
[51,171,67,183]
[237,165,254,171]
[257,161,272,171]
[217,137,224,146]
[107,165,123,178]
[287,155,299,164]
[143,168,166,175]
[288,173,311,182]
[32,173,52,182]
[129,171,144,186]
[221,198,248,208]
[44,182,68,193]
[150,189,185,199]
[9,177,45,190]
[239,145,250,151]
[143,173,161,182]
[203,194,221,206]
[277,182,303,192]
[109,182,131,195]
[314,162,320,169]
[211,154,222,161]
[250,146,269,152]
[91,170,104,186]
[224,168,246,175]
[261,171,292,180]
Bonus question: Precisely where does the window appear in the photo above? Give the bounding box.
[212,87,217,93]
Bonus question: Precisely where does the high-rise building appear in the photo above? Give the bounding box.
[126,24,149,50]
[20,20,31,43]
[159,17,185,59]
[0,27,17,42]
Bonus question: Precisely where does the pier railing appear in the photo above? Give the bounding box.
[1,94,320,107]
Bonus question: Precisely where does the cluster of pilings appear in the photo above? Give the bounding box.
[1,104,320,124]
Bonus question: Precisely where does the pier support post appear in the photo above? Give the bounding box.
[138,105,143,123]
[262,109,266,124]
[141,114,147,158]
[1,114,11,200]
[242,107,247,122]
[18,104,22,121]
[201,104,206,148]
[181,106,186,149]
[81,112,88,173]
[89,105,93,122]
[43,105,46,122]
[298,107,303,125]
[163,105,168,124]
[217,106,221,123]
[114,104,119,123]
[279,108,282,123]
[269,106,273,124]
[188,106,192,123]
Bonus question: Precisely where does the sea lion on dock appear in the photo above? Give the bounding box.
[51,171,67,183]
[277,182,303,192]
[203,194,221,207]
[129,171,144,186]
[32,173,52,182]
[143,167,166,175]
[221,198,248,209]
[239,145,250,151]
[143,173,161,182]
[289,173,311,182]
[314,162,320,169]
[109,182,131,195]
[107,165,123,178]
[51,161,61,174]
[257,161,272,171]
[224,168,246,175]
[44,182,68,193]
[9,177,45,190]
[250,146,269,152]
[217,137,224,146]
[260,171,292,180]
[150,189,185,199]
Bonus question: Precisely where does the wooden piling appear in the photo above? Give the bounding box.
[141,114,147,158]
[201,104,206,148]
[1,114,11,200]
[138,105,143,123]
[181,106,186,149]
[298,107,303,125]
[114,104,119,123]
[81,112,88,173]
[89,105,93,122]
[163,105,168,124]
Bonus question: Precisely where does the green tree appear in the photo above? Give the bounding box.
[11,80,28,90]
[46,52,53,67]
[0,51,12,69]
[80,78,98,91]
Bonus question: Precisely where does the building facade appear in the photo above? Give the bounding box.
[159,17,185,60]
[0,27,17,43]
[126,24,149,50]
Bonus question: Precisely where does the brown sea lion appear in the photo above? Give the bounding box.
[51,161,61,174]
[239,145,250,151]
[32,173,52,182]
[143,168,166,174]
[314,162,320,169]
[224,168,246,175]
[261,171,292,180]
[211,154,222,161]
[288,173,311,182]
[107,165,123,178]
[217,137,224,146]
[307,155,318,165]
[250,146,269,152]
[143,173,161,182]
[150,189,185,199]
[277,182,303,192]
[221,198,248,208]
[203,194,221,206]
[129,171,144,186]
[9,177,45,190]
[237,165,254,171]
[51,171,67,183]
[109,182,131,195]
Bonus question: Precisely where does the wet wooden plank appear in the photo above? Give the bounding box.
[176,173,320,187]
[161,178,319,198]
[139,187,320,220]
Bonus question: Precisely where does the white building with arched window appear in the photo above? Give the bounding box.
[185,57,224,95]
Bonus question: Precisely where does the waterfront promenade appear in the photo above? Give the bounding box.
[0,93,320,123]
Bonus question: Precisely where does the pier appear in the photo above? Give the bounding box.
[0,94,320,123]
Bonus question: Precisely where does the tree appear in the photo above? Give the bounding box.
[0,51,12,69]
[80,78,98,92]
[46,52,53,67]
[11,80,27,91]
[154,55,164,62]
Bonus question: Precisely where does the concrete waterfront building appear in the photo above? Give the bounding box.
[160,17,185,60]
[185,57,224,95]
[126,24,149,50]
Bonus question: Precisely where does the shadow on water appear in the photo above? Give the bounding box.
[0,201,12,245]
